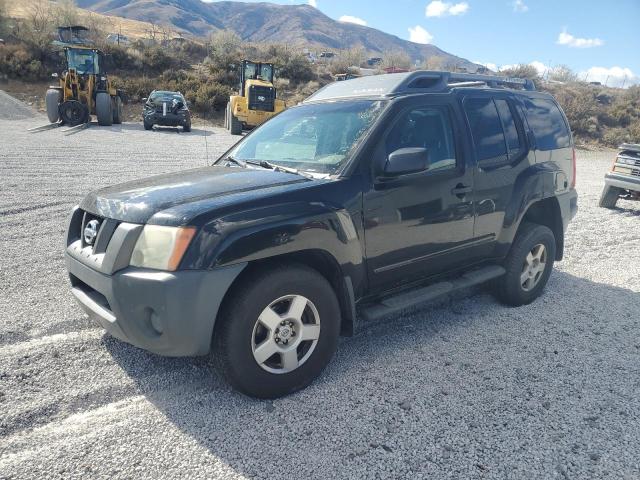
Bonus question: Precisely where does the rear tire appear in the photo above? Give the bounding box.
[112,96,123,125]
[493,222,556,307]
[183,120,191,132]
[45,89,61,123]
[96,92,113,126]
[213,264,341,399]
[599,185,622,208]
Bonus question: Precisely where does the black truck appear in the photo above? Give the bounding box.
[66,71,578,398]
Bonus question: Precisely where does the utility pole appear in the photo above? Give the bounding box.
[622,75,627,89]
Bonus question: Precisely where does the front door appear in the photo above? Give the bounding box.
[363,99,476,292]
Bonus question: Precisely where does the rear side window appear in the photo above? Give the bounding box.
[524,98,571,150]
[494,99,521,157]
[463,97,507,165]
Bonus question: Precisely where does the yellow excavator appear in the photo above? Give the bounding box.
[225,60,286,135]
[46,26,123,127]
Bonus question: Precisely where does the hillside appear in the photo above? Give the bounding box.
[75,0,477,68]
[6,0,182,40]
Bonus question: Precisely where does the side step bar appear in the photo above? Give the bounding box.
[359,265,505,323]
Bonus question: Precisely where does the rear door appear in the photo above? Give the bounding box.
[362,96,476,292]
[461,92,530,252]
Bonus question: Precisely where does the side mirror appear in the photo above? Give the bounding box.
[141,97,148,103]
[51,73,59,78]
[382,147,430,177]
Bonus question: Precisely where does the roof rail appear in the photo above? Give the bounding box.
[304,70,536,103]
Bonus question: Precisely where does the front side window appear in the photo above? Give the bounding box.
[224,100,386,175]
[464,97,507,166]
[524,98,571,150]
[385,106,457,172]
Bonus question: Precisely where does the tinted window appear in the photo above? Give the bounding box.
[464,98,507,165]
[524,98,571,150]
[386,107,456,172]
[495,99,522,156]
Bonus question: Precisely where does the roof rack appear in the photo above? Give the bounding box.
[304,70,536,103]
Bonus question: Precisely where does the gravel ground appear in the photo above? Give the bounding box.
[1,92,639,480]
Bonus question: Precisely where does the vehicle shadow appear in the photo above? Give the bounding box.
[105,270,640,478]
[105,122,215,135]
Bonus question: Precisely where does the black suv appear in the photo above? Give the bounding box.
[142,90,191,132]
[66,71,578,398]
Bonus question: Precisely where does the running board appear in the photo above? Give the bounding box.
[359,265,505,323]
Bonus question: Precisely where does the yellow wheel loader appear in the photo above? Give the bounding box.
[46,26,123,127]
[225,60,286,135]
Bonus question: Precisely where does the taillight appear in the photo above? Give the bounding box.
[571,148,576,188]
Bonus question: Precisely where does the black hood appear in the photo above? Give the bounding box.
[80,166,309,225]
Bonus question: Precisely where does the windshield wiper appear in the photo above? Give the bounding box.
[245,160,313,178]
[222,156,246,168]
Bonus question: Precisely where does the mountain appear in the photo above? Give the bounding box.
[75,0,477,68]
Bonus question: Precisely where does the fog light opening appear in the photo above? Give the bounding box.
[147,308,164,335]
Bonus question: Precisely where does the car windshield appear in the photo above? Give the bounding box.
[223,100,386,174]
[67,49,98,75]
[149,92,184,103]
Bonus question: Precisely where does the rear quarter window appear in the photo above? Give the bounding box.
[524,98,571,150]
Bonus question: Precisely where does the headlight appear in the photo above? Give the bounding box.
[130,225,196,271]
[617,156,636,166]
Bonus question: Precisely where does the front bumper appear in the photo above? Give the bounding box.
[67,254,245,356]
[604,172,640,193]
[143,111,190,127]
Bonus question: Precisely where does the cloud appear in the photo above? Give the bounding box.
[425,1,469,17]
[308,0,317,7]
[408,25,433,44]
[557,29,603,48]
[339,15,367,26]
[579,66,638,88]
[512,0,528,12]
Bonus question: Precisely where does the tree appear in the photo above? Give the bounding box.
[21,0,56,55]
[382,50,411,70]
[499,64,540,81]
[208,29,243,71]
[424,55,445,71]
[52,0,79,27]
[549,64,578,83]
[0,0,7,36]
[328,47,365,75]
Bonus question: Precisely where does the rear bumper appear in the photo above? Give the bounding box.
[604,172,640,192]
[66,253,245,356]
[558,188,578,229]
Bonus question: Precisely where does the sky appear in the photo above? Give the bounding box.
[204,0,640,87]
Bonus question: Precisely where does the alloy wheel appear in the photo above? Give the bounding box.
[251,295,321,374]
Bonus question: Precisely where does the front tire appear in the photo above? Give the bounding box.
[45,89,61,123]
[493,222,556,306]
[143,120,153,130]
[213,265,341,399]
[227,105,242,135]
[96,92,113,126]
[599,185,622,208]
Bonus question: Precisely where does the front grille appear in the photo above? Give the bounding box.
[631,169,640,177]
[68,208,119,255]
[248,85,275,112]
[618,154,640,168]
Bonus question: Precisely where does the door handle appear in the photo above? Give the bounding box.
[451,183,472,198]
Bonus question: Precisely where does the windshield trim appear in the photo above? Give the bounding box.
[215,98,390,177]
